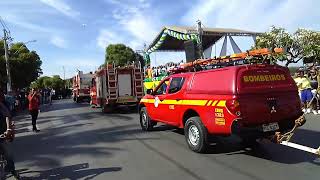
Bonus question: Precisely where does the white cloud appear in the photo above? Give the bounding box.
[119,13,158,43]
[56,59,100,67]
[181,0,224,26]
[97,0,159,50]
[42,58,101,78]
[3,14,55,33]
[181,0,320,58]
[97,29,120,49]
[40,0,80,19]
[182,0,320,31]
[50,36,68,48]
[96,29,142,50]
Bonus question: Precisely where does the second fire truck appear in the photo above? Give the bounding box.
[72,71,94,103]
[90,62,144,112]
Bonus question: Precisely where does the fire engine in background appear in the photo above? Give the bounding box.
[90,61,144,112]
[72,71,94,103]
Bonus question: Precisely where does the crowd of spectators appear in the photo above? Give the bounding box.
[294,66,320,115]
[145,61,184,80]
[0,88,58,116]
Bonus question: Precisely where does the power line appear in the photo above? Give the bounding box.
[0,16,13,92]
[0,16,11,32]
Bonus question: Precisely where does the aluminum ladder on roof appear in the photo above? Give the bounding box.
[106,61,118,100]
[133,61,144,99]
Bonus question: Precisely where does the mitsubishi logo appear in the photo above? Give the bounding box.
[267,97,277,114]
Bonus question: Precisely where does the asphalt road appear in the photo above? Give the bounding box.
[7,99,320,180]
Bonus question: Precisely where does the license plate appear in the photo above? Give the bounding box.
[262,122,279,132]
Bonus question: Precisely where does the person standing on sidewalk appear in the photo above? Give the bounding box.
[294,70,313,113]
[28,88,40,132]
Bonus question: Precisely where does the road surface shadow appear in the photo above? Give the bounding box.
[12,122,157,168]
[41,100,90,113]
[15,163,121,180]
[103,106,138,115]
[153,124,320,165]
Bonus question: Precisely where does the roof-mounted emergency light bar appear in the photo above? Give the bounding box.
[168,48,284,74]
[183,48,284,68]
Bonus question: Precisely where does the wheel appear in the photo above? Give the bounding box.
[129,104,138,112]
[102,104,114,113]
[140,107,155,131]
[184,116,209,153]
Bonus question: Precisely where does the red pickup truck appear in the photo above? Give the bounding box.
[139,64,303,152]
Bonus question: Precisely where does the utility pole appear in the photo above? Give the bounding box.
[63,66,66,89]
[63,66,65,80]
[3,29,12,92]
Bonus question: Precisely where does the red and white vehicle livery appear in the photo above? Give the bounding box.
[90,62,144,112]
[72,71,94,103]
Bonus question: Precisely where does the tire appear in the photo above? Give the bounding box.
[129,104,138,112]
[102,104,114,113]
[184,116,209,153]
[140,107,155,131]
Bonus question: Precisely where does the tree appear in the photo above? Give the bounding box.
[50,75,65,89]
[105,44,135,66]
[296,29,320,64]
[31,75,65,90]
[0,41,42,90]
[135,52,145,68]
[254,26,320,66]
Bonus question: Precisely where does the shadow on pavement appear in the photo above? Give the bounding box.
[40,99,90,113]
[152,124,320,165]
[12,118,157,168]
[16,163,121,180]
[102,106,138,115]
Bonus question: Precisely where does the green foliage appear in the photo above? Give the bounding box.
[288,66,300,75]
[105,44,135,66]
[254,26,320,66]
[31,75,66,90]
[0,40,42,90]
[295,29,320,62]
[135,52,145,68]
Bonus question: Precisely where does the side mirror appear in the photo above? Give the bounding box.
[146,89,153,95]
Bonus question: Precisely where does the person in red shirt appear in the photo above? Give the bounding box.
[28,88,40,132]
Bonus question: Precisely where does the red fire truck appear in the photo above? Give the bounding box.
[72,71,94,103]
[90,62,144,112]
[139,48,320,155]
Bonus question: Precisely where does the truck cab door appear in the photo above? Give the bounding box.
[159,77,186,126]
[147,79,170,122]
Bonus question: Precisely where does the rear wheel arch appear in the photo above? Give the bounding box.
[182,109,200,127]
[138,103,146,112]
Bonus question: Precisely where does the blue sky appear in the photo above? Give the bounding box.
[1,0,319,78]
